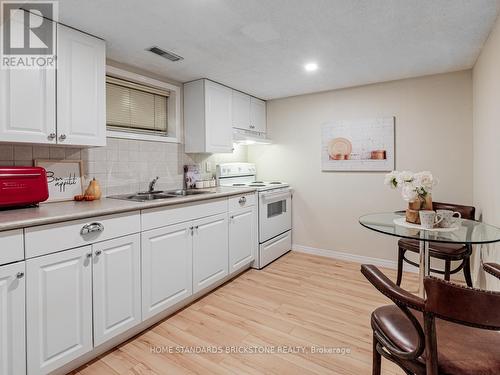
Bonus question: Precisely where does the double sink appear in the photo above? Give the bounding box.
[109,189,214,202]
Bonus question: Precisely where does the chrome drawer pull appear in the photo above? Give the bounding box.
[238,197,247,204]
[16,272,24,279]
[80,222,104,235]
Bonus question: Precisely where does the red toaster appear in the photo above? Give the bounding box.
[0,167,49,208]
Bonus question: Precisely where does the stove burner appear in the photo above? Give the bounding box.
[232,183,246,186]
[250,183,265,187]
[269,182,282,184]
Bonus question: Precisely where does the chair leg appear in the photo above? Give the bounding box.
[372,333,381,375]
[463,257,473,287]
[444,260,451,281]
[396,247,404,286]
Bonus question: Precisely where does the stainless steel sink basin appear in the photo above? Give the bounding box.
[165,189,214,196]
[108,189,214,202]
[113,193,176,202]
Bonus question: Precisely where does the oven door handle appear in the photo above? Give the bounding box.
[260,190,291,203]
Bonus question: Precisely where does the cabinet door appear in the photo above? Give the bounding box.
[232,90,251,131]
[26,246,92,375]
[229,207,256,274]
[250,97,266,133]
[0,13,56,144]
[57,24,106,146]
[193,213,228,293]
[205,80,233,153]
[142,223,193,320]
[0,262,26,375]
[92,234,141,346]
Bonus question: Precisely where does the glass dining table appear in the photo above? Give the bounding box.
[359,212,500,297]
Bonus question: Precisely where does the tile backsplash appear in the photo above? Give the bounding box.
[0,138,247,197]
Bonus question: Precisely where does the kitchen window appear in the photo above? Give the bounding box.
[106,76,168,135]
[105,66,181,143]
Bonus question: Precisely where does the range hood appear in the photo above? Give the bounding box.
[232,128,272,145]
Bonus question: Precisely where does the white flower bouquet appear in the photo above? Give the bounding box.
[385,170,438,223]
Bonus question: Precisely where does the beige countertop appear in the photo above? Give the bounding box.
[0,187,256,232]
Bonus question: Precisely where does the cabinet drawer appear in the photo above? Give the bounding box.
[25,212,141,258]
[0,229,24,265]
[142,198,228,231]
[228,193,256,211]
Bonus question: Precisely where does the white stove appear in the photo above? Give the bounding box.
[216,163,292,269]
[216,163,289,191]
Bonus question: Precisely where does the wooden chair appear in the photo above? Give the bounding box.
[361,263,500,375]
[396,202,475,287]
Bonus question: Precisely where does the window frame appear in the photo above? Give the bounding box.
[105,65,181,143]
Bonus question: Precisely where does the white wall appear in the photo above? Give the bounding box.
[472,15,500,290]
[249,71,473,263]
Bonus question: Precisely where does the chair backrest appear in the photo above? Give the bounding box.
[432,201,475,220]
[424,277,500,330]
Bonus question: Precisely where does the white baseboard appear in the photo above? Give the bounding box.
[292,244,419,273]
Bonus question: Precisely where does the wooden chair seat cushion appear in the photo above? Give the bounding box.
[372,305,500,375]
[398,238,469,259]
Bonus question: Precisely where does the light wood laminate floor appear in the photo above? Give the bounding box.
[73,252,418,375]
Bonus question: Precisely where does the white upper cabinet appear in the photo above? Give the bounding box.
[92,234,141,346]
[232,90,251,131]
[57,24,106,146]
[0,13,56,144]
[250,97,266,133]
[184,79,233,153]
[26,246,93,375]
[0,262,26,375]
[233,91,267,134]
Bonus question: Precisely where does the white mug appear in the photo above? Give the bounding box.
[436,209,461,228]
[419,210,443,229]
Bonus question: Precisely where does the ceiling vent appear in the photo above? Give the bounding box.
[147,46,184,62]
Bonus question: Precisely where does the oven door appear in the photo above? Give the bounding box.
[259,188,292,243]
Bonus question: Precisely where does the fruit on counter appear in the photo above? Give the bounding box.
[74,194,96,201]
[84,178,102,199]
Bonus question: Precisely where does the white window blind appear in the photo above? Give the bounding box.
[106,76,169,134]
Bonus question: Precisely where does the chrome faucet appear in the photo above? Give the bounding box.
[149,176,159,192]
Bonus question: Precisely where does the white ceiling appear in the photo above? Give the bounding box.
[59,0,500,99]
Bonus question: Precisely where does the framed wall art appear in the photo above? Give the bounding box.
[34,159,84,202]
[321,117,395,172]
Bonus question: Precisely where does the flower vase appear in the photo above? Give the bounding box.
[406,194,433,224]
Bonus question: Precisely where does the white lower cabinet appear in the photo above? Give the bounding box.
[27,246,93,375]
[0,262,26,375]
[93,234,141,346]
[142,223,193,320]
[229,206,256,273]
[193,213,229,293]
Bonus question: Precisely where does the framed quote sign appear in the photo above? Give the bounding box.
[34,160,84,202]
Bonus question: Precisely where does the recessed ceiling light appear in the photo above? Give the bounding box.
[304,62,318,72]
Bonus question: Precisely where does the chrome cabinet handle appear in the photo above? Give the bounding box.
[86,252,93,258]
[238,197,247,205]
[80,222,104,235]
[189,226,194,236]
[59,134,67,141]
[16,272,24,279]
[48,133,56,140]
[95,250,102,256]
